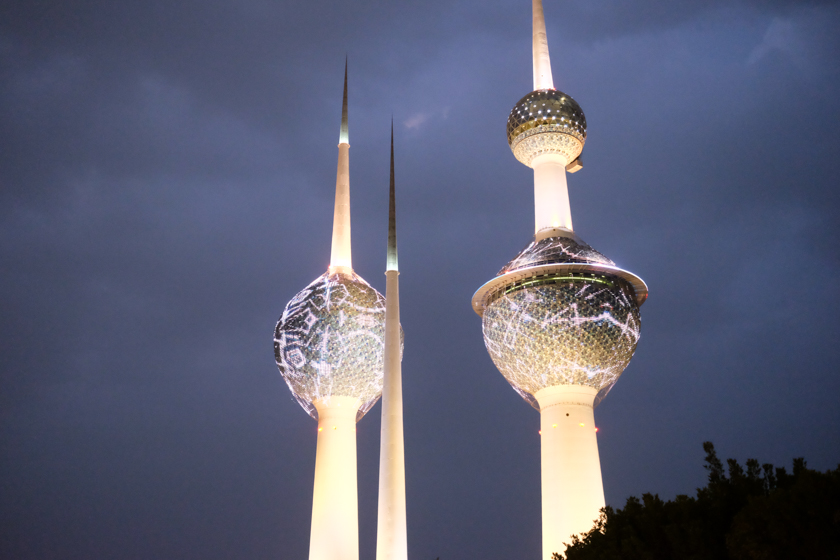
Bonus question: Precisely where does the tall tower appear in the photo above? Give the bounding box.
[274,62,386,560]
[471,2,648,558]
[376,123,408,560]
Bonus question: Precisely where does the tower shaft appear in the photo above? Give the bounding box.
[330,143,351,270]
[376,123,408,560]
[376,270,407,560]
[533,153,573,235]
[536,386,605,560]
[309,397,362,560]
[330,61,352,272]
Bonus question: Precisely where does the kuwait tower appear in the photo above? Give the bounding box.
[274,62,386,560]
[471,1,649,558]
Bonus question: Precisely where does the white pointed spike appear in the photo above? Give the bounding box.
[330,62,352,271]
[533,0,555,90]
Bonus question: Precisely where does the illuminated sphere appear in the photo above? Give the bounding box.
[477,234,643,408]
[274,270,386,421]
[507,89,587,167]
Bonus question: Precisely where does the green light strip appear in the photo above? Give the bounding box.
[504,275,614,294]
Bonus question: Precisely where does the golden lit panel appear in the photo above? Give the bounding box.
[274,270,386,421]
[482,276,640,409]
[512,126,583,167]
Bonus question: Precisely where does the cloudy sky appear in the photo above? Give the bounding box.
[2,0,839,558]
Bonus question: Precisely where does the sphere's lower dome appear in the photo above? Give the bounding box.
[507,89,587,167]
[274,270,386,420]
[482,275,640,409]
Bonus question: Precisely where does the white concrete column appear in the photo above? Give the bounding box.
[535,385,604,560]
[309,396,361,560]
[376,269,407,560]
[533,153,573,234]
[330,143,352,272]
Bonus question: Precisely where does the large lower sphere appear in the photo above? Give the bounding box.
[274,270,386,420]
[482,276,641,408]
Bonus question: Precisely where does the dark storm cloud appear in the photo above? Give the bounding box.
[2,1,839,559]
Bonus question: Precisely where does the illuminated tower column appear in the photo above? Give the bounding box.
[536,386,604,558]
[376,123,408,560]
[310,396,361,560]
[533,153,573,235]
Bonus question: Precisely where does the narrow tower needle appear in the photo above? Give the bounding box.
[376,120,408,560]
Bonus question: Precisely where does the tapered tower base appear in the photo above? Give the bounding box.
[536,386,604,560]
[376,269,408,560]
[310,397,361,560]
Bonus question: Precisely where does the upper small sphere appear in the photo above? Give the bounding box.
[507,89,587,167]
[274,270,386,421]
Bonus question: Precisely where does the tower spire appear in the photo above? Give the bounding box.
[330,59,352,271]
[532,0,555,90]
[387,119,398,272]
[339,57,349,144]
[376,123,408,560]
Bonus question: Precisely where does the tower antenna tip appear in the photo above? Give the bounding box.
[339,58,349,144]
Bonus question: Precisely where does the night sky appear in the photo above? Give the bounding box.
[2,1,839,559]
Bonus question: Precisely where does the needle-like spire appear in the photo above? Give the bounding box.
[387,119,398,272]
[330,60,352,271]
[339,57,349,144]
[376,121,407,560]
[532,0,555,90]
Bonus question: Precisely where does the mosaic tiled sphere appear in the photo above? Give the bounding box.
[481,235,641,408]
[507,89,587,167]
[274,270,386,421]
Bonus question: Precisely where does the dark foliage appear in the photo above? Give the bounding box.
[553,442,840,560]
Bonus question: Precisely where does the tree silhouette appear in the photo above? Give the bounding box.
[552,442,840,560]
